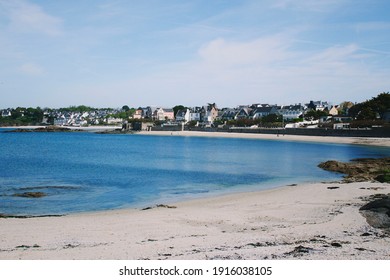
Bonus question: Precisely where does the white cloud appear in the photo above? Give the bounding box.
[0,0,63,36]
[198,36,291,67]
[303,44,359,67]
[127,36,387,106]
[19,63,44,76]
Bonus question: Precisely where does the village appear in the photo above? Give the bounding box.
[0,92,389,133]
[0,100,355,129]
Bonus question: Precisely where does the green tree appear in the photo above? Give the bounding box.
[349,92,390,120]
[338,101,354,115]
[262,113,282,123]
[173,105,186,117]
[304,109,328,120]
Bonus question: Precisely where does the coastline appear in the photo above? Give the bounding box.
[2,126,390,147]
[136,130,390,147]
[1,181,390,260]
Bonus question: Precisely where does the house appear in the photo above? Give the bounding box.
[175,109,190,123]
[252,106,278,119]
[54,117,67,126]
[189,107,201,122]
[201,103,218,124]
[163,108,174,120]
[307,101,331,111]
[329,105,339,116]
[1,109,12,117]
[106,117,123,124]
[139,107,154,119]
[235,107,252,120]
[279,105,306,120]
[220,108,238,121]
[153,108,174,121]
[133,109,143,119]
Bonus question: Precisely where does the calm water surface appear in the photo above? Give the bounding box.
[1,130,389,215]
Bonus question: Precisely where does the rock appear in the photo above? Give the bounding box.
[318,157,390,183]
[141,204,177,211]
[34,126,72,132]
[360,195,390,231]
[285,245,313,256]
[330,242,342,248]
[156,204,177,209]
[0,214,62,218]
[5,126,81,133]
[12,192,47,198]
[360,198,390,215]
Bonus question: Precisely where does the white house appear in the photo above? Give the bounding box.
[279,105,306,120]
[175,109,191,123]
[1,109,11,117]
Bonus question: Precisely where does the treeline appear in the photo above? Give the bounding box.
[348,92,390,120]
[0,107,44,126]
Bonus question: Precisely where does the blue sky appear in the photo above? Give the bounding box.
[0,0,389,108]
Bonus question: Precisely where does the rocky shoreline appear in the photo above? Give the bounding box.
[318,157,390,183]
[3,125,80,133]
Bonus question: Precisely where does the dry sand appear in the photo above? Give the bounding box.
[1,181,389,260]
[137,130,390,147]
[1,132,389,260]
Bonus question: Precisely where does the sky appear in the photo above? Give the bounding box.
[0,0,389,109]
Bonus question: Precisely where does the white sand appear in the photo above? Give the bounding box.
[137,130,390,147]
[1,182,389,260]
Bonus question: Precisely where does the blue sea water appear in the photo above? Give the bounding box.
[0,129,389,216]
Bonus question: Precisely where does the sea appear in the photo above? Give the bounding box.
[1,129,389,216]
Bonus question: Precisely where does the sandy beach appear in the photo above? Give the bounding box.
[0,181,389,260]
[137,130,390,147]
[1,131,389,260]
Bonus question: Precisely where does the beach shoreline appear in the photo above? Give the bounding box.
[2,126,390,147]
[1,181,389,260]
[136,130,390,147]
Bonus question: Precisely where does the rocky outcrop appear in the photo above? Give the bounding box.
[4,126,81,133]
[360,194,390,231]
[318,157,390,183]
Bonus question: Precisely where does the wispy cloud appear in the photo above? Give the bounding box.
[0,0,63,36]
[271,0,345,11]
[113,34,388,106]
[355,21,390,32]
[19,62,44,76]
[303,44,359,66]
[198,36,292,67]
